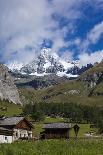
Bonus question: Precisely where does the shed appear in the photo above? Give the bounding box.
[41,122,72,139]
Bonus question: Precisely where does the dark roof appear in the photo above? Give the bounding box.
[43,123,72,129]
[0,127,12,132]
[0,117,24,126]
[0,127,13,135]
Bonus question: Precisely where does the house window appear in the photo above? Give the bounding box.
[28,133,32,138]
[5,137,7,140]
[16,132,18,137]
[28,133,30,137]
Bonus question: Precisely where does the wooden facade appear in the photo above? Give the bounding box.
[41,128,70,139]
[0,127,13,136]
[41,123,72,139]
[15,118,32,130]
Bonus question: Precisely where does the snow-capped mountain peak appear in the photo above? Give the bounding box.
[19,48,79,77]
[6,48,80,78]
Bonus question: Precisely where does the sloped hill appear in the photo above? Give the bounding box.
[20,81,103,106]
[20,80,86,104]
[20,61,103,107]
[0,99,22,116]
[78,61,103,96]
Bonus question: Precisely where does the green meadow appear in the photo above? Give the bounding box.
[0,139,103,155]
[0,100,22,116]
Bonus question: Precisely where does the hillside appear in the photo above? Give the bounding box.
[79,61,103,96]
[0,99,22,116]
[20,61,103,106]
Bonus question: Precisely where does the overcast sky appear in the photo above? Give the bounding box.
[0,0,103,65]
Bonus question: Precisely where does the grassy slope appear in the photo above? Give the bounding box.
[20,81,86,103]
[80,62,103,94]
[93,81,103,94]
[0,140,103,155]
[0,100,22,116]
[20,80,103,106]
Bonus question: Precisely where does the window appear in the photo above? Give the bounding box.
[5,137,7,140]
[16,132,18,137]
[28,133,30,137]
[28,132,32,138]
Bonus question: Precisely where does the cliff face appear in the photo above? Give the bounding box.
[0,64,21,104]
[80,72,103,88]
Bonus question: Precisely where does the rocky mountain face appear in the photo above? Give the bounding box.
[22,76,68,89]
[0,64,21,104]
[80,72,102,88]
[66,64,93,75]
[9,71,69,89]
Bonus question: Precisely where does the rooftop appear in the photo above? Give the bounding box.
[0,117,24,126]
[43,122,72,129]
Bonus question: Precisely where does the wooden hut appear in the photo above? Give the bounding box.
[40,122,72,139]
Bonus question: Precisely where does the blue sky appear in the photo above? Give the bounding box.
[0,0,103,65]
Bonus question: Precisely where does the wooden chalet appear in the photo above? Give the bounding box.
[40,122,72,139]
[0,117,33,143]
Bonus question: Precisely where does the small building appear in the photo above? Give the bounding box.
[0,117,33,143]
[40,122,72,139]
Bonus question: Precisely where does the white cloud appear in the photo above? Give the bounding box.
[87,21,103,44]
[61,51,73,62]
[0,0,84,63]
[0,0,54,62]
[51,0,83,19]
[0,0,103,65]
[78,50,103,66]
[81,21,103,51]
[74,38,81,46]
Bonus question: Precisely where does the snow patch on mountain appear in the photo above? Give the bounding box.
[6,61,24,71]
[59,59,74,70]
[57,71,79,78]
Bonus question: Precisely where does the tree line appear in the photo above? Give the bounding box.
[23,102,103,133]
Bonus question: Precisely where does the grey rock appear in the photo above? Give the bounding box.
[66,90,80,95]
[0,64,21,104]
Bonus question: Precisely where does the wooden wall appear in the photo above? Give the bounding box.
[15,119,32,130]
[44,128,70,139]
